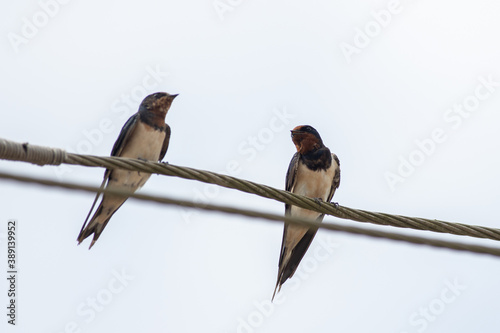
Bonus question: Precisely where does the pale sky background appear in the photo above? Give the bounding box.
[2,1,500,332]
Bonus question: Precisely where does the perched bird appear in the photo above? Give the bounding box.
[77,92,178,249]
[272,125,340,300]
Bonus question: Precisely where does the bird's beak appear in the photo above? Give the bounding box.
[170,94,179,99]
[290,130,305,137]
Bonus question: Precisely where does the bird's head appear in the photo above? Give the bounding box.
[139,92,178,116]
[290,125,324,154]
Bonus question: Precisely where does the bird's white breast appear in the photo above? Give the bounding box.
[290,157,337,220]
[120,121,165,161]
[109,121,166,190]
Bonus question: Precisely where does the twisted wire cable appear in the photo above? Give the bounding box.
[2,137,500,242]
[1,169,500,258]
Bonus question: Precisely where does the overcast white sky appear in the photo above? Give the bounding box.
[2,0,500,332]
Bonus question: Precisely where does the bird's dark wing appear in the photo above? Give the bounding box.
[326,153,341,203]
[78,113,139,240]
[272,153,301,299]
[277,153,300,268]
[284,152,300,213]
[312,152,340,226]
[105,112,139,180]
[159,124,171,161]
[275,229,317,289]
[110,113,139,157]
[273,152,318,300]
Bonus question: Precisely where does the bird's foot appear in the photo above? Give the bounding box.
[161,161,169,165]
[329,201,339,208]
[313,197,323,205]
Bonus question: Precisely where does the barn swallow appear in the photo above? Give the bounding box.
[272,125,340,300]
[77,92,178,249]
